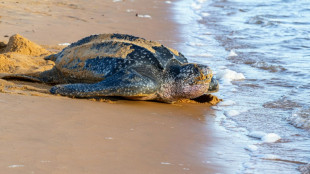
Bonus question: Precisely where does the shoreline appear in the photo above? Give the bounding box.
[173,0,310,173]
[0,0,227,173]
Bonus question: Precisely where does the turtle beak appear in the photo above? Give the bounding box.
[207,76,219,93]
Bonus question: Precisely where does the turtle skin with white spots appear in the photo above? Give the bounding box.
[8,34,219,103]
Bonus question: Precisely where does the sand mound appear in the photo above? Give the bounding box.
[3,34,50,56]
[0,34,54,74]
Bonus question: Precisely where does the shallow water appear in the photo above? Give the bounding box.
[173,0,310,173]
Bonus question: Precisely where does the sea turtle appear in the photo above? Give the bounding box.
[3,34,219,103]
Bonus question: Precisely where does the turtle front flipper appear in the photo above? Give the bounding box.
[50,68,160,100]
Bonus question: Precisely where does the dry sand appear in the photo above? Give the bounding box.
[0,0,181,46]
[0,0,226,173]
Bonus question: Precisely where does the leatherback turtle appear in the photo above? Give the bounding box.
[4,34,219,103]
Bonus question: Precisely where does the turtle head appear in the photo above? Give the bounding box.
[161,63,219,102]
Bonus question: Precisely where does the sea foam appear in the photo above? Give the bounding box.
[229,50,238,57]
[288,108,310,130]
[245,145,258,152]
[194,0,207,3]
[216,69,245,83]
[218,100,236,106]
[187,42,206,46]
[224,110,240,117]
[197,53,213,57]
[261,133,281,143]
[201,12,210,17]
[261,154,280,160]
[190,53,214,58]
[248,131,281,143]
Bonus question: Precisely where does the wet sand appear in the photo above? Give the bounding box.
[0,0,225,173]
[0,93,223,174]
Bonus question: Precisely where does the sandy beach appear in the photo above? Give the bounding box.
[0,0,181,46]
[0,93,225,174]
[0,0,227,173]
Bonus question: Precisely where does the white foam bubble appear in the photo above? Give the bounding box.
[126,9,135,13]
[104,137,113,140]
[201,12,210,17]
[113,0,123,2]
[261,154,280,160]
[137,14,152,19]
[216,151,224,155]
[161,162,171,165]
[8,165,24,168]
[231,88,238,92]
[217,69,245,82]
[248,131,281,143]
[58,43,70,46]
[229,50,238,57]
[262,133,281,143]
[218,99,236,106]
[245,145,258,152]
[224,110,240,117]
[165,1,172,4]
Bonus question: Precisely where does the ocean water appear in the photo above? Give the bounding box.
[173,0,310,173]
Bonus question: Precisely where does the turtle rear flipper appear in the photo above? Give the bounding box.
[50,68,160,100]
[1,73,41,82]
[44,53,58,62]
[1,68,62,84]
